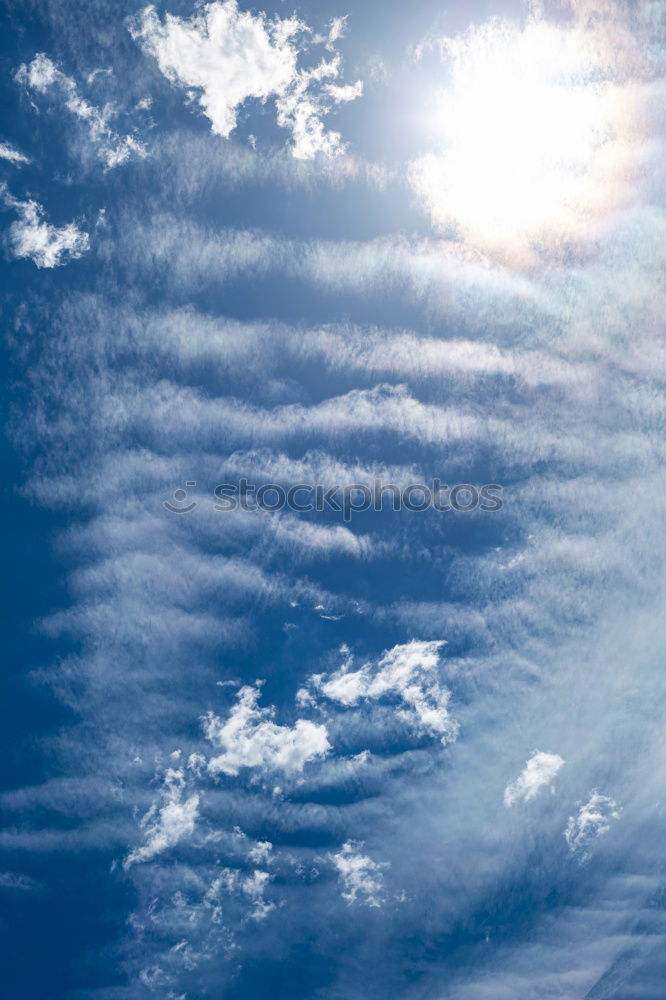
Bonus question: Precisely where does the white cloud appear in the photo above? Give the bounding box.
[16,54,146,169]
[331,841,387,907]
[302,640,458,744]
[130,1,362,159]
[124,767,199,868]
[0,140,30,165]
[210,867,275,920]
[240,869,274,921]
[325,81,364,104]
[130,2,296,138]
[203,683,330,777]
[248,840,272,866]
[275,54,361,161]
[1,185,89,268]
[322,16,347,50]
[503,751,565,807]
[565,792,621,857]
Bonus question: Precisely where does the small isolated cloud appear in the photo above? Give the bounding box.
[203,683,330,777]
[124,767,199,868]
[211,867,275,920]
[331,840,387,907]
[240,869,274,921]
[0,871,42,892]
[0,140,30,165]
[129,1,362,159]
[1,184,89,268]
[248,840,272,866]
[301,640,458,744]
[565,791,621,858]
[504,751,565,807]
[319,15,347,50]
[16,53,146,169]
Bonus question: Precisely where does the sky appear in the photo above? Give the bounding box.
[0,1,665,998]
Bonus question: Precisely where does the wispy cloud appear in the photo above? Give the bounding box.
[0,871,43,892]
[0,140,30,165]
[16,53,146,169]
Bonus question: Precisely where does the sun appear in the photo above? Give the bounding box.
[410,12,639,254]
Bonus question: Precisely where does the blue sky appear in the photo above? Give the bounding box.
[1,1,665,998]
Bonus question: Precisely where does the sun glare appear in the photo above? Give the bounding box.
[411,16,638,253]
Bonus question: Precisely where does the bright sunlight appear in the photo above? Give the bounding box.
[410,13,639,253]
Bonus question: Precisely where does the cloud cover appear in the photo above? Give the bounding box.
[2,0,666,997]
